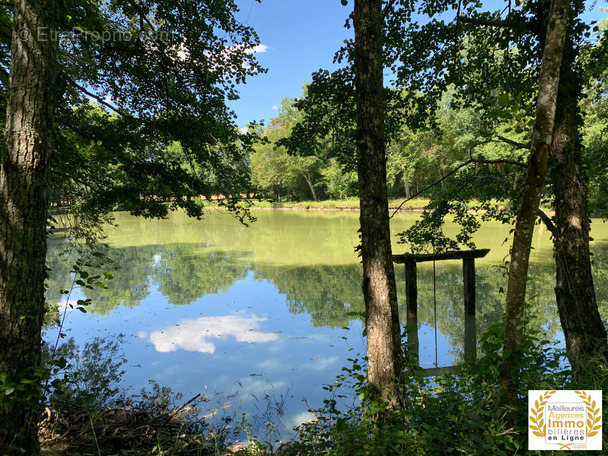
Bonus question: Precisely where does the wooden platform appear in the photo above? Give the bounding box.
[394,248,490,368]
[392,248,490,264]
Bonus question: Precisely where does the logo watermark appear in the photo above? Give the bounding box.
[17,27,176,44]
[529,390,602,451]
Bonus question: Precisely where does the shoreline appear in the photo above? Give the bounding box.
[245,198,430,213]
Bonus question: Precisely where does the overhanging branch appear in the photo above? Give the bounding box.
[65,75,141,122]
[497,135,530,150]
[390,159,473,217]
[390,156,526,218]
[458,15,511,28]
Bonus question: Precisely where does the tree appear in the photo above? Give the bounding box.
[39,0,264,235]
[386,0,608,386]
[250,139,299,201]
[547,20,608,382]
[292,155,323,201]
[499,0,570,409]
[0,0,58,453]
[353,0,403,408]
[0,1,263,453]
[321,158,358,199]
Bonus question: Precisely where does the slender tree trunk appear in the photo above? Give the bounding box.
[0,0,58,453]
[303,173,319,201]
[499,0,569,411]
[402,167,412,199]
[550,38,608,381]
[354,0,404,408]
[437,164,446,189]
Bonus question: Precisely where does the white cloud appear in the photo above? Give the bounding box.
[239,126,248,134]
[145,314,278,354]
[286,411,316,429]
[258,358,288,372]
[271,105,279,110]
[245,44,269,54]
[176,43,190,61]
[234,376,289,398]
[56,299,82,312]
[302,356,339,372]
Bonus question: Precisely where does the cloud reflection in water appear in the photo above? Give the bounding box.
[142,314,279,354]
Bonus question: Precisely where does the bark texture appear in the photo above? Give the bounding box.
[499,0,569,411]
[0,0,58,453]
[354,0,404,407]
[550,38,608,381]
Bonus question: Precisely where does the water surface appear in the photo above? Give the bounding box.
[44,210,608,436]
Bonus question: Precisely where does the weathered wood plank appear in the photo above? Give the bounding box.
[405,365,461,377]
[392,248,490,264]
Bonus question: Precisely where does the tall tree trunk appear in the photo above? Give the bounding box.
[499,0,569,411]
[354,0,403,408]
[0,0,58,454]
[550,37,608,382]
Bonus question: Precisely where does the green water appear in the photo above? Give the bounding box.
[44,209,608,434]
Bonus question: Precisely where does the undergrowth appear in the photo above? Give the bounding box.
[38,322,607,455]
[284,323,606,456]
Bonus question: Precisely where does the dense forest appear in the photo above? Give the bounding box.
[247,87,607,208]
[0,0,607,454]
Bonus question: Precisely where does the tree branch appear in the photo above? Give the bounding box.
[390,159,474,217]
[390,155,526,218]
[64,75,141,122]
[537,209,557,236]
[54,115,137,168]
[471,157,527,168]
[125,0,157,33]
[497,135,530,150]
[458,15,511,28]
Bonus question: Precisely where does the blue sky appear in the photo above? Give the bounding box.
[229,0,606,129]
[230,0,353,128]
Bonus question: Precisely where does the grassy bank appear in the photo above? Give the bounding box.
[245,197,430,211]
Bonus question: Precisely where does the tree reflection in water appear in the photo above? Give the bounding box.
[43,211,608,433]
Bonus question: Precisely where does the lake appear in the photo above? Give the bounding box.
[44,209,608,439]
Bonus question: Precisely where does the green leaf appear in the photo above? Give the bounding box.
[51,357,67,369]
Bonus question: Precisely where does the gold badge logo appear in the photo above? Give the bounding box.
[528,390,602,451]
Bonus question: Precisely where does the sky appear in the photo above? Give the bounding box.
[230,0,353,128]
[229,0,607,129]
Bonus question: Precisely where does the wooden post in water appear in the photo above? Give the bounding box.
[463,257,477,360]
[393,249,490,369]
[463,257,476,316]
[404,258,419,363]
